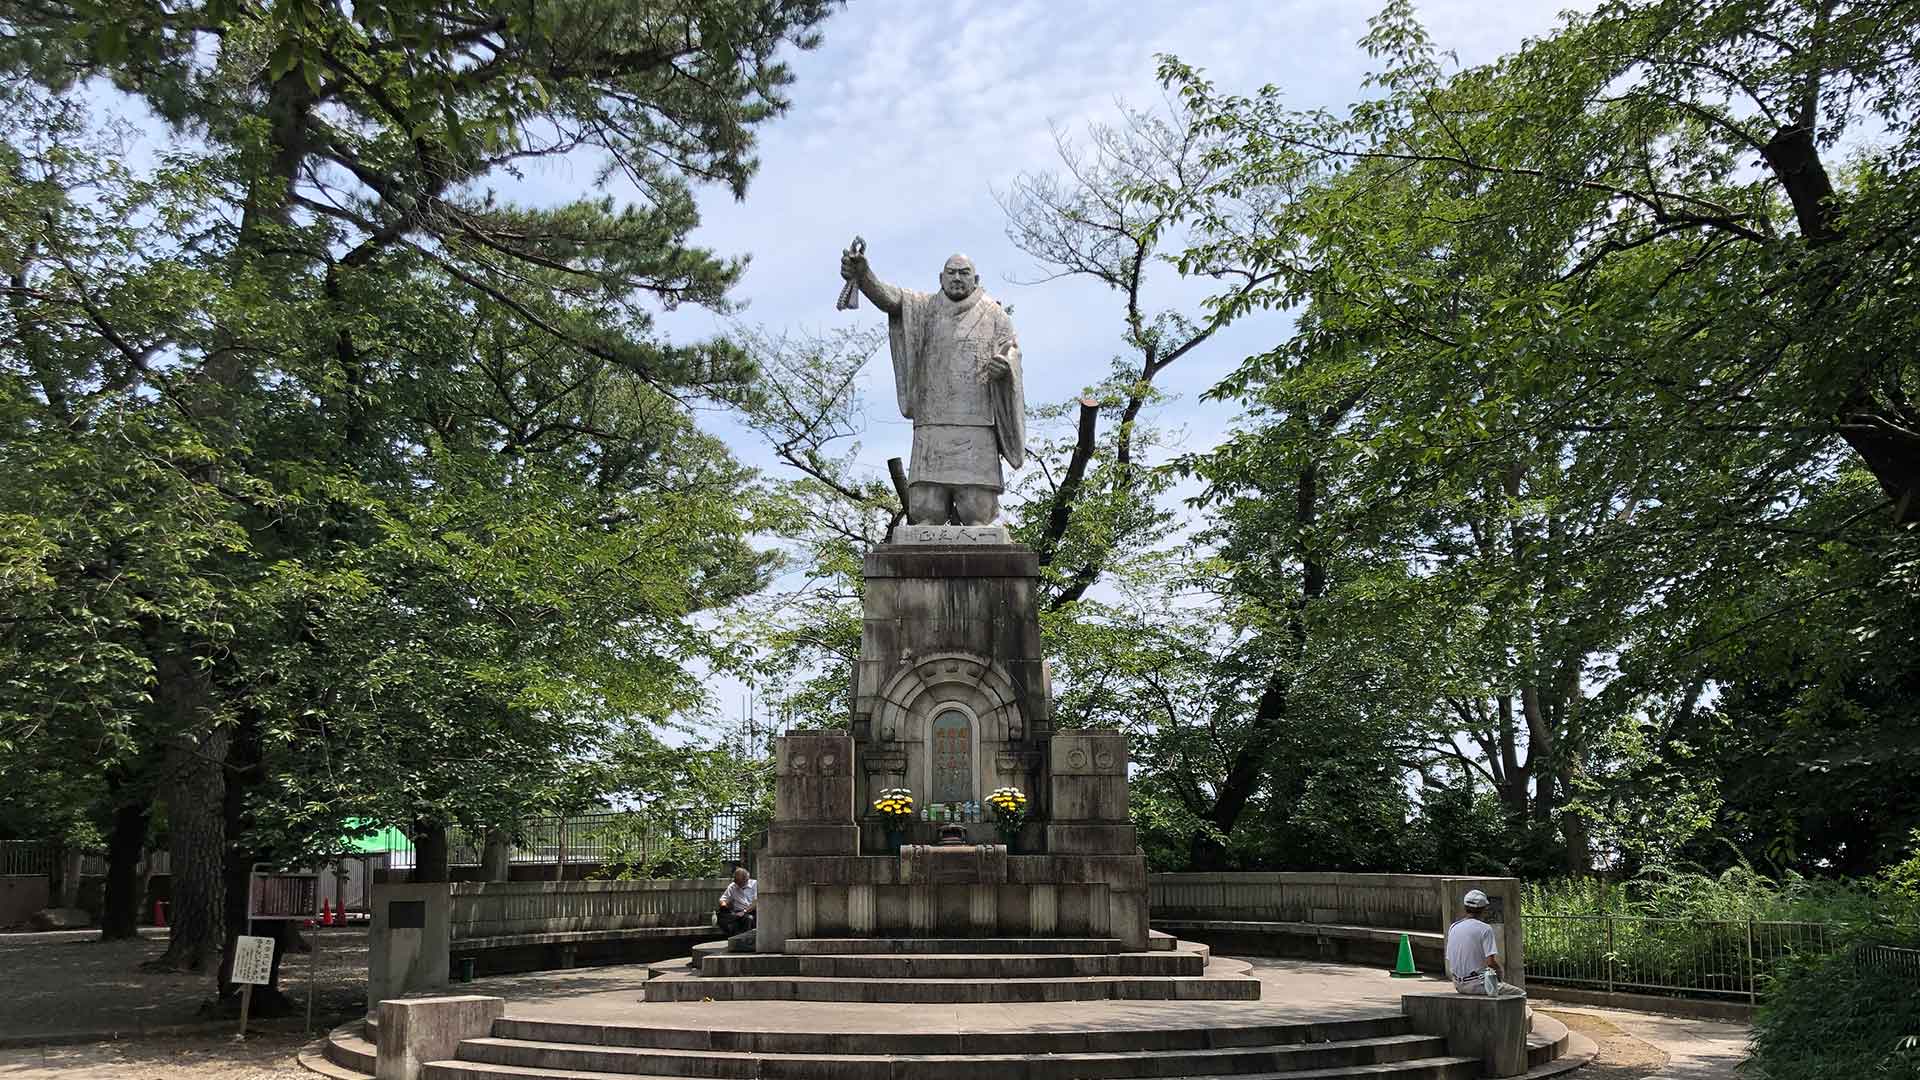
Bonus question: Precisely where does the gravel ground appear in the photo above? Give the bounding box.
[0,928,366,1044]
[0,1026,318,1079]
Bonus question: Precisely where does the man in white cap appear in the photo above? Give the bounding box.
[1445,888,1522,996]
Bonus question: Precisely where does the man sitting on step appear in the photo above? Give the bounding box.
[717,866,757,936]
[1446,889,1524,997]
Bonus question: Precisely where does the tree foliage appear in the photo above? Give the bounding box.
[1,0,829,995]
[1138,0,1920,875]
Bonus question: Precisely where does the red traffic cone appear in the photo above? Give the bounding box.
[153,900,167,928]
[322,898,333,926]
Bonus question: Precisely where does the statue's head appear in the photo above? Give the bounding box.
[940,254,978,301]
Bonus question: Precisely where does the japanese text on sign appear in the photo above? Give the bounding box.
[233,934,275,986]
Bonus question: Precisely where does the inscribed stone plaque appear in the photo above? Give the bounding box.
[889,524,1010,545]
[930,708,973,804]
[388,899,426,929]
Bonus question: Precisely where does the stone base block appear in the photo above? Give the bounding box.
[1403,991,1528,1077]
[767,823,860,856]
[368,883,451,1006]
[375,995,504,1080]
[1045,823,1139,854]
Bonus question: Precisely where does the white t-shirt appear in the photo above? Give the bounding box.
[719,879,757,914]
[1445,917,1499,981]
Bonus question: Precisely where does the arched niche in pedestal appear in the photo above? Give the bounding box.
[874,651,1025,810]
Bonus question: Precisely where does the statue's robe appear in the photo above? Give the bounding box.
[887,286,1026,491]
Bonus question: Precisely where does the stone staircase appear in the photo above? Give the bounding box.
[308,938,1594,1080]
[642,935,1259,1003]
[318,1010,1583,1080]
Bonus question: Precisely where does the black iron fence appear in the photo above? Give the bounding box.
[1520,913,1920,1003]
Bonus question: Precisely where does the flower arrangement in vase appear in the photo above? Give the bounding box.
[986,786,1028,851]
[873,787,915,851]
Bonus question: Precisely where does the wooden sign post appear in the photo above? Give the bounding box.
[232,933,275,1037]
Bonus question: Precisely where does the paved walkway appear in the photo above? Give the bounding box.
[1539,1006,1748,1080]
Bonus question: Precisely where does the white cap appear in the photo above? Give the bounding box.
[1463,889,1490,908]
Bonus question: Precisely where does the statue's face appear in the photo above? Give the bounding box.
[940,257,977,300]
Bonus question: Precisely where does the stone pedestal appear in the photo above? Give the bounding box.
[375,995,504,1080]
[368,882,451,1007]
[758,732,858,952]
[853,543,1050,814]
[1047,729,1139,856]
[1404,992,1529,1077]
[755,540,1149,953]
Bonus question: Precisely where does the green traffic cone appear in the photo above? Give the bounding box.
[1389,933,1421,978]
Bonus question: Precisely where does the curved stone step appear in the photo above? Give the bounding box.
[699,950,1205,979]
[422,1054,1482,1080]
[1527,1013,1571,1067]
[1157,1060,1480,1080]
[491,1013,1413,1055]
[452,1032,1454,1079]
[323,1023,376,1074]
[640,969,1261,1003]
[783,936,1126,954]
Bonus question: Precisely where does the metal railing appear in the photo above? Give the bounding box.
[386,808,754,871]
[1523,913,1835,1003]
[1857,943,1920,979]
[0,841,56,877]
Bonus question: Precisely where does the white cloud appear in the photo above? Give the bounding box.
[652,1,1595,724]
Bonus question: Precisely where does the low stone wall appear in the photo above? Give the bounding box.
[369,877,730,1002]
[0,876,50,928]
[449,878,726,941]
[1149,872,1526,985]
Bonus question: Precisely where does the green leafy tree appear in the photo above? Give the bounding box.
[1153,0,1920,873]
[2,0,830,1003]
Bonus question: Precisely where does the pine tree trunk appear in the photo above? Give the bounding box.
[100,800,149,940]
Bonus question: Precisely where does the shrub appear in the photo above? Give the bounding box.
[1746,948,1920,1080]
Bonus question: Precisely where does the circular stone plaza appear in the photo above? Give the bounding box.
[307,533,1601,1080]
[308,944,1593,1080]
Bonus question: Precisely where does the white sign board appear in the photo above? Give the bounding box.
[233,935,276,986]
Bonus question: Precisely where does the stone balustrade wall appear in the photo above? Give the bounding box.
[1149,871,1526,985]
[447,878,728,941]
[1149,872,1462,931]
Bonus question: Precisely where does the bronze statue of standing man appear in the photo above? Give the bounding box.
[840,242,1026,526]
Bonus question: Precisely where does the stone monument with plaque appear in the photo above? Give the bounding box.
[715,242,1169,979]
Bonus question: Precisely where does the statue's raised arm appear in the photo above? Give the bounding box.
[836,241,1027,528]
[840,239,902,316]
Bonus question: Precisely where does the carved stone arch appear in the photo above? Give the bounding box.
[878,651,1023,745]
[875,651,1026,806]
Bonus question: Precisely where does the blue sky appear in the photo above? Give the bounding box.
[626,0,1594,496]
[617,0,1597,729]
[88,1,1596,733]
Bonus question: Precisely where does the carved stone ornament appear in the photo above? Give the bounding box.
[874,651,1025,758]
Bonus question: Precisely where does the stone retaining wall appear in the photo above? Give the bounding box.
[1149,872,1526,985]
